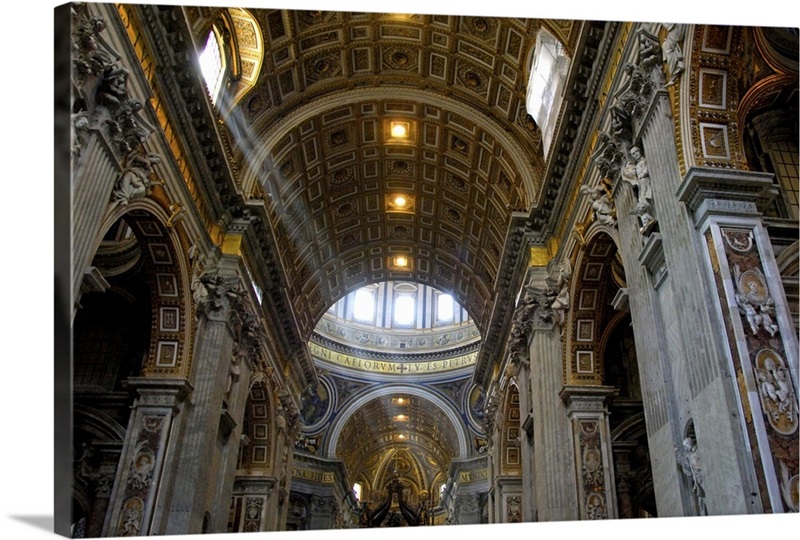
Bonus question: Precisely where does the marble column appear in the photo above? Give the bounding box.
[634,83,793,515]
[308,495,338,529]
[102,378,191,537]
[603,97,681,516]
[72,434,123,539]
[604,45,779,513]
[83,453,121,538]
[205,345,254,533]
[70,3,162,313]
[560,386,618,520]
[158,262,250,535]
[494,479,522,523]
[72,128,123,311]
[83,475,114,538]
[454,493,482,525]
[272,400,298,530]
[515,361,536,522]
[256,480,280,532]
[486,391,502,524]
[70,2,123,308]
[676,167,799,514]
[612,442,637,519]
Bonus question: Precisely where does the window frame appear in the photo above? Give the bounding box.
[526,29,570,156]
[352,287,377,324]
[435,292,455,323]
[199,26,226,105]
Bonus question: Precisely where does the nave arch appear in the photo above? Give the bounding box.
[72,202,195,536]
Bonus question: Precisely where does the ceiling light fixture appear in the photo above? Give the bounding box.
[393,414,409,422]
[390,121,409,138]
[395,255,408,267]
[386,193,414,213]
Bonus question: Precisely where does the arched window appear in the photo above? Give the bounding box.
[436,293,454,323]
[199,28,225,104]
[526,29,570,156]
[353,288,376,323]
[393,294,415,326]
[195,9,264,113]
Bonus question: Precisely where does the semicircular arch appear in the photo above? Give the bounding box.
[565,230,620,385]
[325,384,469,459]
[94,199,195,380]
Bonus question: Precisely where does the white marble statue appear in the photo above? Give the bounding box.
[662,23,686,86]
[580,184,617,227]
[622,146,656,233]
[675,436,707,515]
[112,151,160,205]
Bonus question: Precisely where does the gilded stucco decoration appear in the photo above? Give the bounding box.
[228,9,264,109]
[499,386,522,475]
[684,26,748,172]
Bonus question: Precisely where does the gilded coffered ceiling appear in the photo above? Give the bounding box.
[334,393,463,493]
[183,7,581,339]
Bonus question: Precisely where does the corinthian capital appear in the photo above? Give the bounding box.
[191,267,247,320]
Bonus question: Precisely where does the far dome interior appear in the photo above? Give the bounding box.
[314,281,480,355]
[304,281,483,512]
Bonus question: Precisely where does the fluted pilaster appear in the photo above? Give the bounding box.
[529,322,578,521]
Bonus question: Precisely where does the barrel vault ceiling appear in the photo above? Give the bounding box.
[163,6,591,488]
[335,394,462,489]
[183,7,581,339]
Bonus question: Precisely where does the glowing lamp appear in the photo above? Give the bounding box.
[391,122,409,138]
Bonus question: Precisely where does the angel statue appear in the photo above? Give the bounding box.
[579,184,617,227]
[112,151,161,205]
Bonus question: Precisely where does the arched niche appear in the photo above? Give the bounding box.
[92,201,195,379]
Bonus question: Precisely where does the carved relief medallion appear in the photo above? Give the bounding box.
[128,442,156,490]
[754,349,797,435]
[117,497,144,537]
